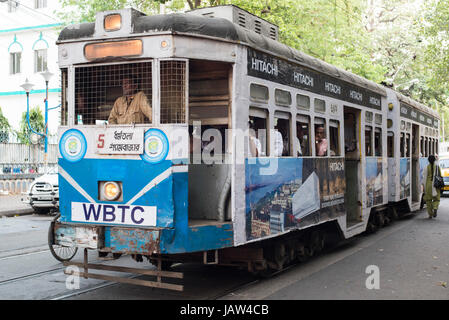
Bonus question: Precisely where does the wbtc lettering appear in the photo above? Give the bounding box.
[82,203,144,224]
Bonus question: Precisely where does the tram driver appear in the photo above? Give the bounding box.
[108,76,152,124]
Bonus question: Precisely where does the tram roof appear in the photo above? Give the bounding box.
[58,12,389,97]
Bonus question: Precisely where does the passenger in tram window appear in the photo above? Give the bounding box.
[273,119,284,157]
[315,125,328,156]
[108,76,152,124]
[422,154,441,219]
[249,120,262,157]
[296,124,304,156]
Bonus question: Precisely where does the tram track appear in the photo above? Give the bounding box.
[0,267,65,286]
[0,245,50,261]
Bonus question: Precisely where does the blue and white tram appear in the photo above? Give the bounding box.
[50,5,440,290]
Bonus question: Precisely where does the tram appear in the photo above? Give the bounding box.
[49,5,440,290]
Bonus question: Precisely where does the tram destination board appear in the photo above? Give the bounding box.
[96,127,144,155]
[247,48,382,110]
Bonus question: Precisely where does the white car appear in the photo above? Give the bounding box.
[22,169,59,215]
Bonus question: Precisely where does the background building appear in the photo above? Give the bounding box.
[0,0,62,137]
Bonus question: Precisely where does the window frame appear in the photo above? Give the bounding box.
[274,111,291,157]
[274,88,292,107]
[249,107,269,157]
[249,83,269,103]
[374,127,382,157]
[365,125,373,156]
[314,98,326,114]
[296,114,311,157]
[10,52,21,75]
[387,131,394,158]
[35,0,47,9]
[329,119,340,156]
[296,93,310,111]
[314,117,328,157]
[34,49,48,73]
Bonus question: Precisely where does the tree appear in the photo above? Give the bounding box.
[0,106,10,143]
[55,0,447,136]
[17,106,45,146]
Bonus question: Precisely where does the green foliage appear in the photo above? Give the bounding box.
[0,107,10,143]
[56,0,449,139]
[17,107,45,146]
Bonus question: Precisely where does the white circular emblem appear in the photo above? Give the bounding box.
[140,129,169,164]
[59,129,87,162]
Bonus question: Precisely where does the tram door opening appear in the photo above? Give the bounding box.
[188,60,233,222]
[411,124,420,203]
[344,106,361,226]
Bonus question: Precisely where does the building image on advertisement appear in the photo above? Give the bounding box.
[0,0,62,137]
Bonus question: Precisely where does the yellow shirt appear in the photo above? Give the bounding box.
[108,91,152,124]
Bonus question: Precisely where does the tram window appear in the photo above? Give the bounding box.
[365,111,373,123]
[274,112,291,156]
[275,89,292,107]
[329,120,340,156]
[375,114,382,125]
[387,131,394,158]
[375,128,382,156]
[250,84,269,102]
[314,99,326,113]
[249,113,267,157]
[424,137,428,156]
[365,126,373,156]
[60,69,68,126]
[296,115,310,156]
[314,117,327,157]
[400,133,405,157]
[406,133,411,157]
[296,94,310,110]
[74,62,153,125]
[160,60,186,124]
[420,136,424,156]
[344,112,357,153]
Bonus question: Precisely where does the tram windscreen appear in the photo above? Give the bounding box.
[74,62,153,125]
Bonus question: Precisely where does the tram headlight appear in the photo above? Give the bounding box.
[104,14,122,31]
[160,40,170,50]
[100,181,122,201]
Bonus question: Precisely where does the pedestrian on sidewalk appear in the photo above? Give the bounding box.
[422,154,441,219]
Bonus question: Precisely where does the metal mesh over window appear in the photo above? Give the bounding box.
[160,60,186,124]
[74,62,152,125]
[60,69,68,126]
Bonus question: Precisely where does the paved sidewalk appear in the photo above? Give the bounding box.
[0,194,34,217]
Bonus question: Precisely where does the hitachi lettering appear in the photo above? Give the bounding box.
[251,58,278,76]
[325,82,341,95]
[293,72,314,87]
[369,96,381,107]
[73,202,157,226]
[350,90,363,101]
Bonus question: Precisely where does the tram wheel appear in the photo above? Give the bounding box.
[48,213,78,262]
[310,231,325,255]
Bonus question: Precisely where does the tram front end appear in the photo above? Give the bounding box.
[58,124,188,244]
